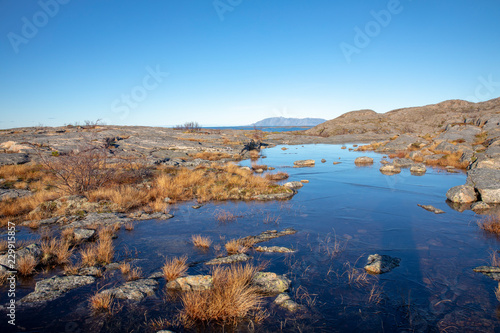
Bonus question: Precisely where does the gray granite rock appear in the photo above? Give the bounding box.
[364,254,400,274]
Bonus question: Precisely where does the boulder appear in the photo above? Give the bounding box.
[73,228,95,242]
[0,244,42,270]
[293,160,315,167]
[321,159,326,163]
[21,275,95,303]
[466,168,500,203]
[364,254,400,274]
[471,201,491,212]
[393,158,414,168]
[205,254,251,265]
[379,164,401,175]
[445,185,477,203]
[354,156,374,165]
[100,279,158,301]
[252,272,291,294]
[166,275,213,291]
[436,124,482,143]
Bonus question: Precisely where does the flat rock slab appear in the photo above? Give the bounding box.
[205,253,251,265]
[284,181,303,189]
[364,254,400,274]
[274,293,303,312]
[467,168,500,203]
[239,228,297,244]
[73,228,95,242]
[101,279,158,301]
[166,275,213,291]
[293,160,315,167]
[0,189,32,201]
[473,266,500,281]
[252,272,291,294]
[21,275,95,303]
[417,204,445,214]
[68,212,131,229]
[255,246,296,253]
[252,190,295,201]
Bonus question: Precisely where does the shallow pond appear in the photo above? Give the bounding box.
[2,144,499,332]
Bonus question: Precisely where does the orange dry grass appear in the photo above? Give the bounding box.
[162,256,188,281]
[478,214,500,235]
[89,292,114,313]
[190,152,233,161]
[224,238,256,254]
[18,254,37,276]
[119,262,131,274]
[41,238,72,264]
[127,267,142,281]
[80,245,98,267]
[388,152,408,159]
[191,235,212,248]
[180,264,263,325]
[87,185,148,210]
[265,172,289,181]
[0,191,60,220]
[0,163,50,183]
[425,152,469,169]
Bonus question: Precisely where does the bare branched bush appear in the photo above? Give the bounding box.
[174,122,201,133]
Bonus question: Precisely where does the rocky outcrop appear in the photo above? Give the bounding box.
[255,246,296,253]
[166,275,213,291]
[445,185,477,203]
[21,275,95,303]
[73,228,95,242]
[239,228,297,245]
[466,168,500,203]
[293,160,315,167]
[252,190,295,201]
[100,278,159,301]
[0,244,42,270]
[284,181,303,189]
[0,189,32,201]
[364,254,400,274]
[252,272,291,294]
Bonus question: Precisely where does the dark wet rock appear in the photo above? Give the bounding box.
[75,266,102,277]
[0,188,32,201]
[379,164,401,175]
[255,246,296,253]
[417,204,445,214]
[239,228,297,245]
[252,191,295,201]
[274,293,302,312]
[105,263,121,271]
[100,279,158,301]
[284,181,303,189]
[473,266,500,281]
[446,185,477,203]
[354,156,373,165]
[467,168,500,203]
[252,272,290,294]
[73,228,95,242]
[393,158,414,168]
[471,201,491,212]
[166,275,213,291]
[0,153,30,166]
[364,254,400,274]
[293,159,315,167]
[0,243,42,269]
[147,271,164,279]
[410,164,427,174]
[21,275,95,303]
[205,254,251,265]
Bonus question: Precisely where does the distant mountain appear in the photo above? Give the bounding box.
[251,117,326,127]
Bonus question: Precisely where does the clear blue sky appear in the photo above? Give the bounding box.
[1,0,499,128]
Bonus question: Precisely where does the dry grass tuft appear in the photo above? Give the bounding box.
[124,222,134,231]
[162,256,188,281]
[18,254,37,276]
[496,283,500,302]
[54,240,73,264]
[127,267,142,281]
[89,292,114,313]
[343,262,369,287]
[478,214,500,235]
[191,235,212,248]
[80,245,98,267]
[61,227,75,243]
[64,263,80,275]
[190,152,233,161]
[214,209,239,223]
[425,151,469,169]
[224,238,256,255]
[119,262,131,275]
[180,264,264,325]
[0,240,7,253]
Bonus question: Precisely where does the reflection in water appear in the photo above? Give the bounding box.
[2,144,498,332]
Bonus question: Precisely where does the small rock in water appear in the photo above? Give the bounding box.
[471,201,491,212]
[300,180,309,183]
[284,181,303,189]
[364,254,400,274]
[255,246,296,253]
[274,293,302,312]
[473,266,500,281]
[281,147,288,150]
[192,205,202,209]
[73,228,95,243]
[21,275,96,303]
[100,279,159,301]
[417,204,445,214]
[341,146,347,149]
[166,275,213,291]
[333,161,342,165]
[252,272,291,294]
[321,159,326,163]
[410,164,427,174]
[380,164,401,175]
[205,253,251,265]
[293,159,315,167]
[354,156,374,165]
